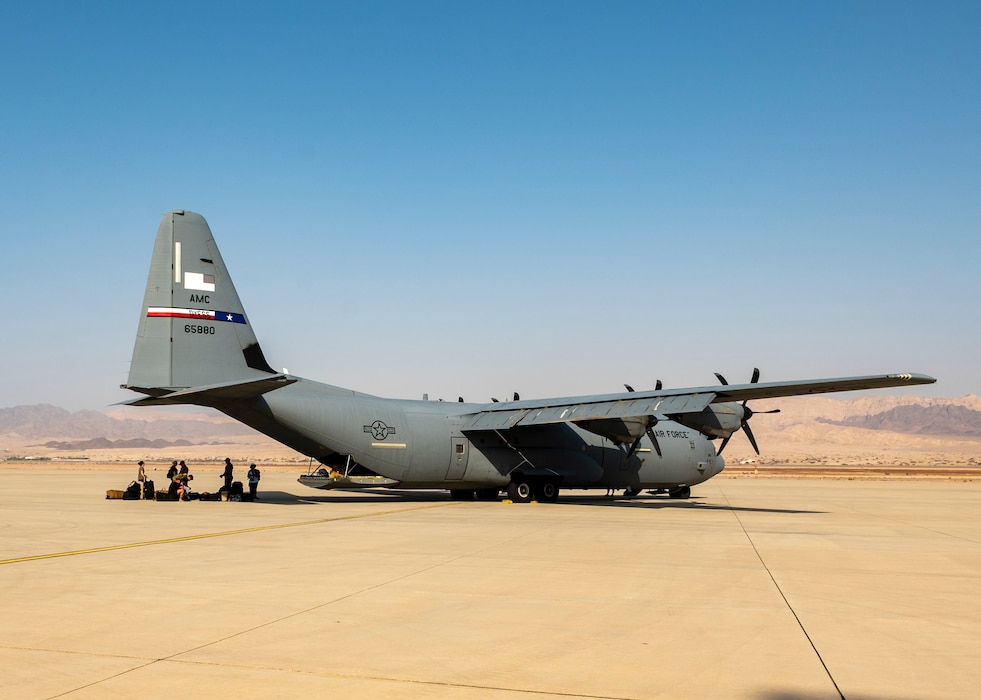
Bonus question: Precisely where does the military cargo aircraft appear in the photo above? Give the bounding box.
[122,211,935,502]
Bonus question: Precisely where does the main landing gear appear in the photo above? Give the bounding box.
[506,477,560,504]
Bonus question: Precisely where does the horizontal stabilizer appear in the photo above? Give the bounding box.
[120,374,297,407]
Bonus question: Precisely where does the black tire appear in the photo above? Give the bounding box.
[507,480,535,503]
[474,488,500,501]
[537,481,559,503]
[623,487,642,498]
[668,485,691,499]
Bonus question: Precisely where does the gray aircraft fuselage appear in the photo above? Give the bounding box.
[225,379,721,490]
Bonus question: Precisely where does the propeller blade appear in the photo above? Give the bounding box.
[624,384,635,393]
[646,426,662,457]
[714,372,729,386]
[655,379,663,390]
[750,367,760,384]
[742,421,760,455]
[717,435,731,455]
[513,392,520,401]
[625,435,642,460]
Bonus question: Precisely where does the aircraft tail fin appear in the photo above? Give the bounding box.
[124,210,277,397]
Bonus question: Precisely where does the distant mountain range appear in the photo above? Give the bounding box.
[0,404,259,448]
[818,404,981,437]
[38,437,226,450]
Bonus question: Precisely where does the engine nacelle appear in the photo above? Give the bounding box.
[673,402,746,439]
[577,416,649,444]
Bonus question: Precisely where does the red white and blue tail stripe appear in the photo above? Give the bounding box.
[146,307,246,324]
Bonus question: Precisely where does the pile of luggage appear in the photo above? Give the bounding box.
[199,481,249,502]
[106,480,154,500]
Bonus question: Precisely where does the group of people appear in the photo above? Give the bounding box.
[136,458,262,501]
[166,460,194,500]
[220,458,263,500]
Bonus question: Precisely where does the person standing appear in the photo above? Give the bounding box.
[221,458,234,491]
[247,463,261,500]
[137,460,146,500]
[167,460,180,500]
[176,460,191,501]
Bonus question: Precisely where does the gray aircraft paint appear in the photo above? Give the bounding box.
[122,211,936,500]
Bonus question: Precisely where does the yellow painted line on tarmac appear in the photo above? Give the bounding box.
[0,502,458,566]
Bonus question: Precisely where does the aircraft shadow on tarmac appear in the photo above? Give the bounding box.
[255,489,451,505]
[557,496,826,515]
[256,490,824,515]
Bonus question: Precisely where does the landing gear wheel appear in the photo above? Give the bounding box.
[537,481,560,503]
[474,488,500,502]
[668,485,691,499]
[623,487,642,498]
[507,480,535,503]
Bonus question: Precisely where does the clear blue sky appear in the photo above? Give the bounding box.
[1,1,977,411]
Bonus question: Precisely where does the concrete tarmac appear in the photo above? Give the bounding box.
[1,468,979,699]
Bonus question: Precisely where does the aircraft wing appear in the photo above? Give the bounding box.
[462,372,935,432]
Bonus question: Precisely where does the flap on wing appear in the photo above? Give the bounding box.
[463,392,715,432]
[120,374,297,406]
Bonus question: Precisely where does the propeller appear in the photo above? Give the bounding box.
[715,368,780,456]
[625,415,662,459]
[622,379,665,458]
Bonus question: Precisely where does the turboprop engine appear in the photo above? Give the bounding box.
[674,402,747,440]
[673,368,780,454]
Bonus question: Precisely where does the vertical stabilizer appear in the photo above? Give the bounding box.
[126,210,275,394]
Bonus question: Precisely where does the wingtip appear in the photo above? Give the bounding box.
[894,373,937,384]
